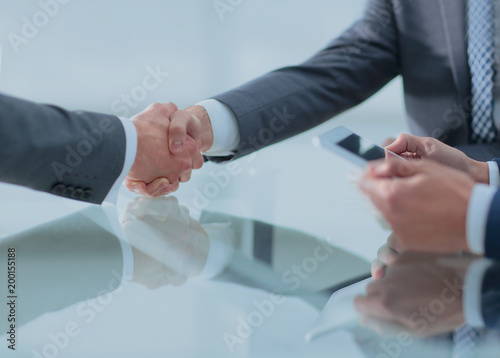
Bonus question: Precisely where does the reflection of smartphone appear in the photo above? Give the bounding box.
[313,126,405,167]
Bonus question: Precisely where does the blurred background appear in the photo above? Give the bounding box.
[0,0,405,124]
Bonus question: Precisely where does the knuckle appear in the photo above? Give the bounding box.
[193,158,204,170]
[149,102,163,112]
[422,137,437,151]
[182,159,192,171]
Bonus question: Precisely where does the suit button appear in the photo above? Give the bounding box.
[82,189,92,200]
[51,183,65,195]
[63,186,75,197]
[71,188,84,200]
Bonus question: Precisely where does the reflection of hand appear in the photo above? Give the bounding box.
[129,105,215,197]
[371,237,399,280]
[355,252,473,337]
[122,196,209,288]
[125,103,205,197]
[384,134,489,184]
[360,159,474,253]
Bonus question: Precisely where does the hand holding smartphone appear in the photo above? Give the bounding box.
[313,126,406,230]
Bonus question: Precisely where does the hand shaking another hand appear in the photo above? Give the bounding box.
[125,103,214,197]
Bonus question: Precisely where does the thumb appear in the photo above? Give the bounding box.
[168,110,201,154]
[368,158,416,178]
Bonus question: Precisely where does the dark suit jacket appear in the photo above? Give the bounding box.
[209,0,500,162]
[0,93,126,203]
[481,262,500,331]
[484,160,500,260]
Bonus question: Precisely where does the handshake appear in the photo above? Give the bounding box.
[125,103,214,197]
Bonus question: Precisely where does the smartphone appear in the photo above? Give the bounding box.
[313,126,405,167]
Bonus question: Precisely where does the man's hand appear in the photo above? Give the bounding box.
[126,103,204,197]
[371,238,399,279]
[354,251,472,337]
[126,104,214,197]
[360,159,475,253]
[168,105,214,154]
[384,134,489,184]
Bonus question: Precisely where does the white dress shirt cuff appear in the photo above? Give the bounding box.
[104,117,137,203]
[196,99,240,156]
[466,184,497,255]
[464,259,493,328]
[487,161,500,187]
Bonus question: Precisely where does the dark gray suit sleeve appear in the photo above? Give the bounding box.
[481,263,500,331]
[0,93,127,204]
[209,0,399,161]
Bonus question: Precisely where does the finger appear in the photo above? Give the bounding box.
[125,178,149,195]
[381,137,396,147]
[145,102,178,118]
[143,178,170,197]
[179,171,191,183]
[192,151,204,170]
[168,180,180,194]
[385,133,427,157]
[124,178,138,193]
[368,158,416,178]
[169,110,199,153]
[377,243,398,266]
[371,258,386,280]
[387,233,404,253]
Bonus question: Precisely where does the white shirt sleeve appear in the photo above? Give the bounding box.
[104,117,137,203]
[487,161,500,187]
[196,99,240,156]
[463,259,493,328]
[466,184,497,255]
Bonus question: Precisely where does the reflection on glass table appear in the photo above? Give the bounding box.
[0,196,373,358]
[3,197,499,357]
[123,197,371,306]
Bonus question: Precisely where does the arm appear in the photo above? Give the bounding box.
[0,93,201,203]
[0,93,126,204]
[167,0,400,162]
[211,0,400,160]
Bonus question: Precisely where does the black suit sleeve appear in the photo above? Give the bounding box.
[0,93,127,204]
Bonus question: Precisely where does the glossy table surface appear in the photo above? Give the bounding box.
[1,120,499,358]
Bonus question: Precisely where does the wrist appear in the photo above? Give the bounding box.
[468,160,489,184]
[185,105,214,152]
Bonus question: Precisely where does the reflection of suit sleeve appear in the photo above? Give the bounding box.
[481,263,500,331]
[209,0,398,161]
[484,189,500,260]
[0,93,126,204]
[0,208,125,328]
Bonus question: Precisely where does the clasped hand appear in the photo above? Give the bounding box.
[125,102,213,197]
